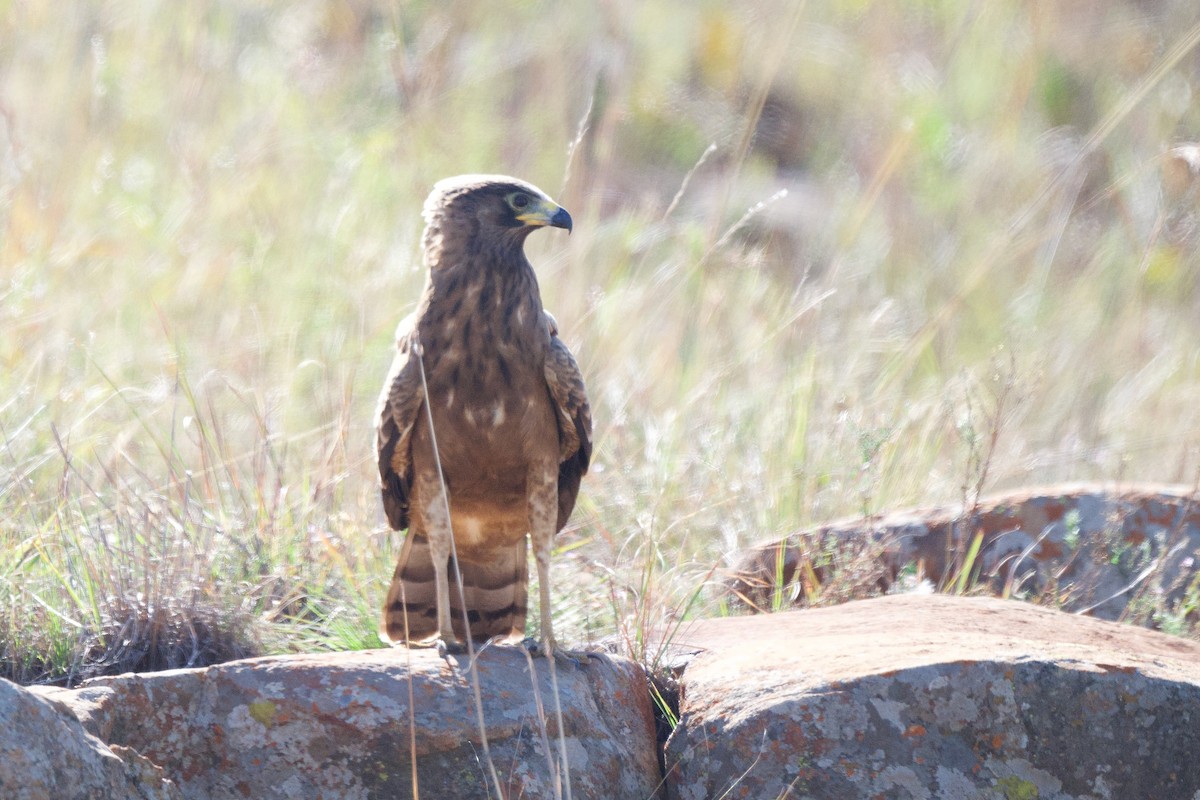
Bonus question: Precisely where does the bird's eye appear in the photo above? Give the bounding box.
[509,192,531,210]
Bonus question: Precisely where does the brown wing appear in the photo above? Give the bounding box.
[543,322,592,531]
[376,314,424,530]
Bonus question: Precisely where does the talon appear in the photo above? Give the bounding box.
[523,637,549,658]
[437,637,466,657]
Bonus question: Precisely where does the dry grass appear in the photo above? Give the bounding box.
[3,0,1200,684]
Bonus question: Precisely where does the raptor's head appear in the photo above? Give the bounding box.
[421,175,572,264]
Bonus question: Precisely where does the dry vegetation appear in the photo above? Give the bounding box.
[2,0,1200,684]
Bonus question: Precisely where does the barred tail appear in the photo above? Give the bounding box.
[381,534,529,644]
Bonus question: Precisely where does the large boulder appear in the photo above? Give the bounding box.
[730,483,1200,620]
[38,647,661,800]
[0,678,182,800]
[664,595,1200,799]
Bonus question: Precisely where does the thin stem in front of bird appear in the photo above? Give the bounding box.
[400,581,420,800]
[545,651,572,800]
[521,647,563,799]
[414,340,504,798]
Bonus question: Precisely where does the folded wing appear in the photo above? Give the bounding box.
[543,326,592,530]
[376,314,423,531]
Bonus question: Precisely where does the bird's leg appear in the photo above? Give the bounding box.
[527,465,559,658]
[430,542,464,655]
[421,476,462,653]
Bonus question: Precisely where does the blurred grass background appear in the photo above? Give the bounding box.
[2,0,1200,683]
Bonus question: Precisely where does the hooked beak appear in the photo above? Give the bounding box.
[516,198,573,234]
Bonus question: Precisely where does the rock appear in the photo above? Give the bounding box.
[729,483,1200,620]
[664,595,1200,799]
[38,646,661,800]
[0,678,183,800]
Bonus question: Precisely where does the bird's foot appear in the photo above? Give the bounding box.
[436,636,466,658]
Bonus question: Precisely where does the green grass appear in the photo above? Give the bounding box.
[3,0,1200,684]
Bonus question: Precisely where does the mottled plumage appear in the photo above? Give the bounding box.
[375,175,591,656]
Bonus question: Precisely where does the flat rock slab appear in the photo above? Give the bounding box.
[37,647,660,800]
[664,595,1200,799]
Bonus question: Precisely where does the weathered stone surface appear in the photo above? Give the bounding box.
[0,678,183,800]
[38,647,660,800]
[664,595,1200,800]
[730,483,1200,620]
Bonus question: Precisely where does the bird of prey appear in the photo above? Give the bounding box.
[375,175,591,657]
